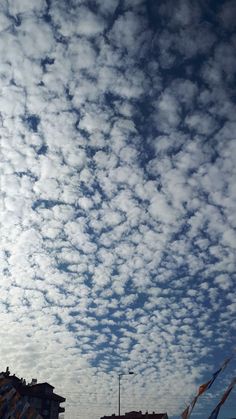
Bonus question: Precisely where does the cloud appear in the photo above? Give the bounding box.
[185,111,218,135]
[219,0,236,29]
[50,3,106,37]
[0,1,235,419]
[8,0,46,15]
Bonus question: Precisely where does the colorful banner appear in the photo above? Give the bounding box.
[207,377,236,419]
[180,356,232,419]
[181,405,190,419]
[198,357,231,395]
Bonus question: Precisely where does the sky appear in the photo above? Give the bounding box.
[0,0,235,418]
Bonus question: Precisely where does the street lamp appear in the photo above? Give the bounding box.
[118,371,134,416]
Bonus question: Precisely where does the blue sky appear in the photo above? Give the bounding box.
[0,0,235,418]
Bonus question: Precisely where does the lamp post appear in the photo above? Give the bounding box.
[118,371,134,416]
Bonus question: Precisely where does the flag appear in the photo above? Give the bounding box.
[190,396,198,411]
[207,377,236,419]
[181,405,189,419]
[198,368,221,395]
[207,404,221,419]
[180,355,233,418]
[181,396,197,419]
[198,357,231,395]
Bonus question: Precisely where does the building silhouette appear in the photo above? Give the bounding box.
[101,411,169,419]
[0,367,65,419]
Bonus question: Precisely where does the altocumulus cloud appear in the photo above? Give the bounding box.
[0,0,236,418]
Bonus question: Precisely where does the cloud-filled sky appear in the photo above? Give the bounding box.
[0,0,236,418]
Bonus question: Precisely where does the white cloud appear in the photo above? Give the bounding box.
[185,111,218,135]
[50,4,106,37]
[8,0,46,15]
[155,91,181,132]
[17,18,54,59]
[0,1,235,419]
[109,11,146,52]
[149,191,177,224]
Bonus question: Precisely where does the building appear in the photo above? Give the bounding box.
[21,381,66,419]
[0,372,42,418]
[0,367,65,419]
[101,411,169,419]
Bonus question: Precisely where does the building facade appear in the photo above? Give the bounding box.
[21,381,66,419]
[101,411,169,419]
[0,368,65,419]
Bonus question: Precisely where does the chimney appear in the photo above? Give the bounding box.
[29,378,37,386]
